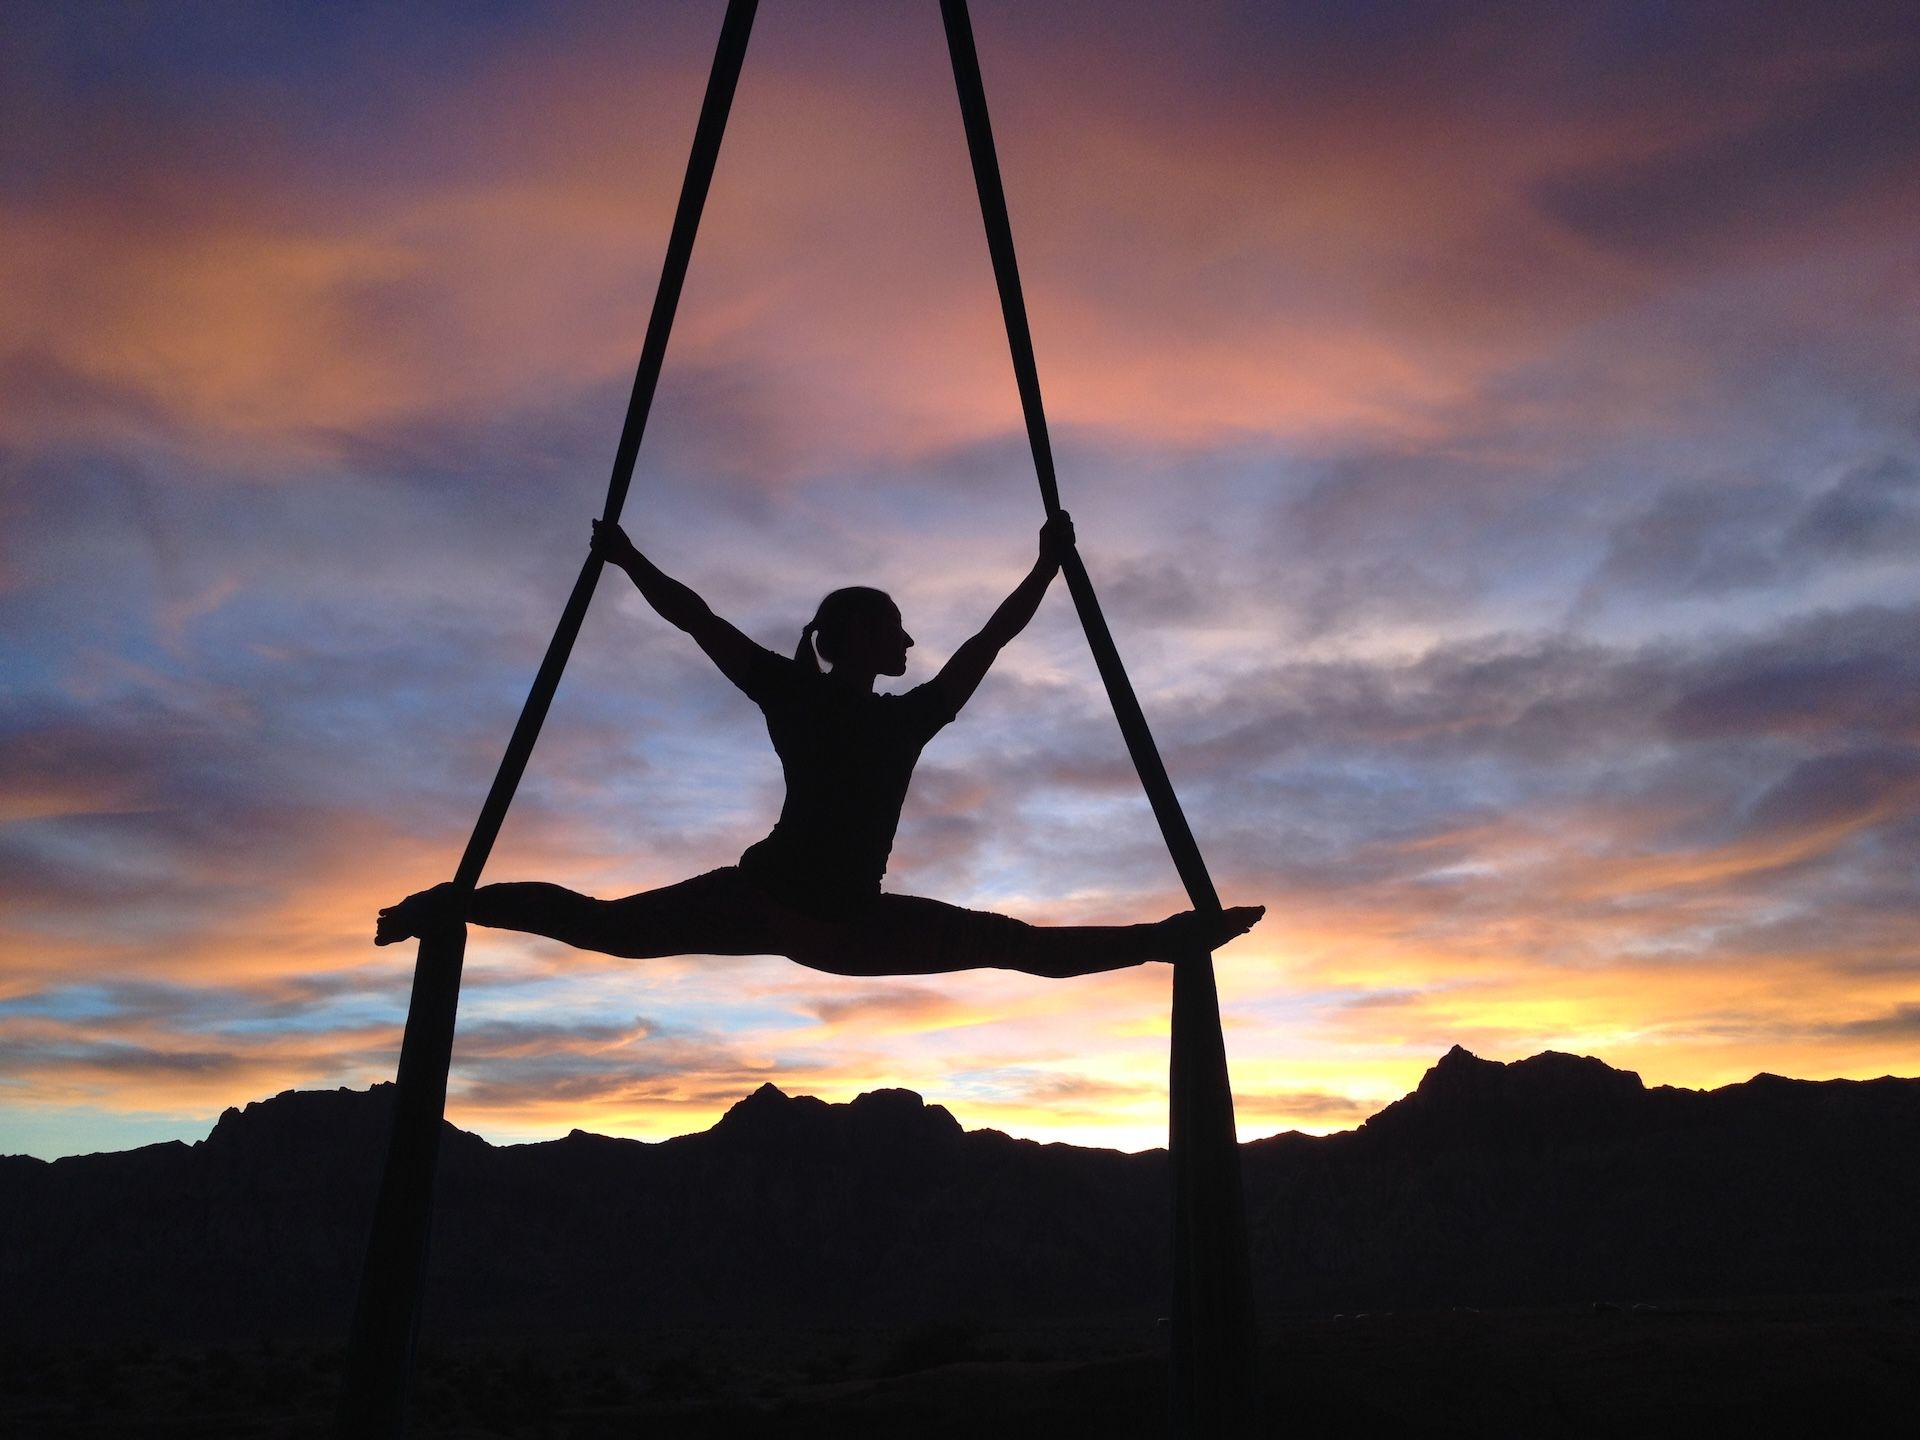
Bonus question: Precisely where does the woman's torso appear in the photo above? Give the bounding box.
[736,658,957,918]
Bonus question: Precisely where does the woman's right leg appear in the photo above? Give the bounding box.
[379,868,793,960]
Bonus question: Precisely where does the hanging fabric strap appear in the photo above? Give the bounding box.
[938,4,1257,1434]
[335,4,760,1434]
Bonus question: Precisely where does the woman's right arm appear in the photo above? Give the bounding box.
[591,519,781,697]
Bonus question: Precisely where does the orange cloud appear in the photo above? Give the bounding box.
[26,0,1902,482]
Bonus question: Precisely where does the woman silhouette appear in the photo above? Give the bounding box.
[377,514,1261,977]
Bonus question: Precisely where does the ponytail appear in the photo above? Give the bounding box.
[796,586,895,674]
[794,622,821,672]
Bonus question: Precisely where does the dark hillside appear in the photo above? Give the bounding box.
[3,1049,1915,1343]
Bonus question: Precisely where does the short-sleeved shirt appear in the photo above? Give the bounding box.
[734,648,958,919]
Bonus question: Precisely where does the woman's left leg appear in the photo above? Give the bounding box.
[786,894,1261,979]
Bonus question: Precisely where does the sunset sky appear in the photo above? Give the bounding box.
[3,1,1916,1160]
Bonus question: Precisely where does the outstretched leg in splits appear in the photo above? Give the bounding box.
[377,869,1262,978]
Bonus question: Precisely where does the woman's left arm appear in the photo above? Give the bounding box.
[934,512,1074,714]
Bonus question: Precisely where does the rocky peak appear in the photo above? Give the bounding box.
[848,1086,962,1143]
[709,1083,960,1152]
[203,1083,397,1157]
[1363,1046,1647,1146]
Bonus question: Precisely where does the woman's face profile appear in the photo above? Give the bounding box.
[834,603,913,676]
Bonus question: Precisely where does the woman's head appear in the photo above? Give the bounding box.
[796,587,913,677]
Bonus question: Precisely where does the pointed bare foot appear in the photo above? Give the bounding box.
[1152,904,1264,958]
[375,881,463,946]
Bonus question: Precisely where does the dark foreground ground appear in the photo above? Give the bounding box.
[5,1293,1915,1438]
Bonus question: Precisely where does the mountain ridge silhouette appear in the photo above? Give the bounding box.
[4,1047,1915,1341]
